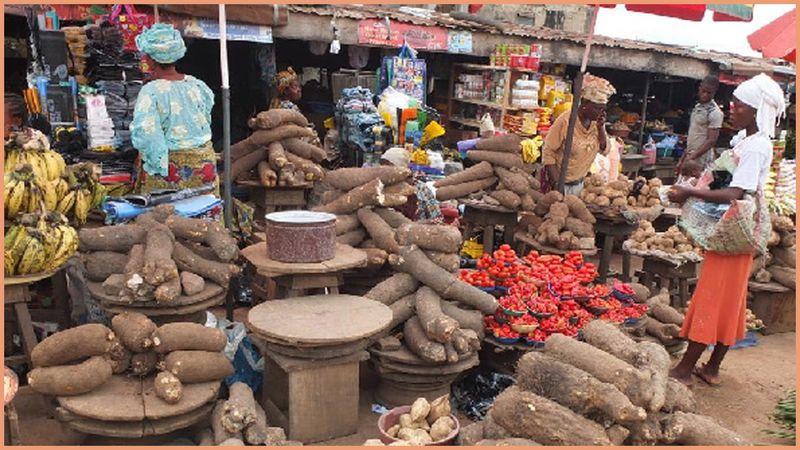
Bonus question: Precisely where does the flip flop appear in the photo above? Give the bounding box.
[668,369,694,387]
[692,364,722,387]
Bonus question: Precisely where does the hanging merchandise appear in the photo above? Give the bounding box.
[102,4,154,52]
[380,43,426,104]
[348,45,370,69]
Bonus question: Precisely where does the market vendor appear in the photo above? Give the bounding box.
[271,67,303,111]
[541,74,615,195]
[678,75,723,171]
[130,23,217,194]
[668,73,785,387]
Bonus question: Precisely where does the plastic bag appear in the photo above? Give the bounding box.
[479,114,495,136]
[217,318,264,392]
[452,369,514,420]
[377,87,413,129]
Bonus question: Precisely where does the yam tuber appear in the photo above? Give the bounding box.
[390,246,498,314]
[646,300,684,326]
[285,151,324,181]
[475,134,522,152]
[230,125,314,160]
[385,182,416,197]
[78,224,146,252]
[257,161,277,187]
[643,317,681,344]
[231,146,268,181]
[358,208,400,254]
[662,412,747,445]
[662,378,697,413]
[313,178,385,215]
[435,161,494,188]
[488,190,521,210]
[430,416,456,441]
[363,248,389,269]
[582,320,643,365]
[112,312,156,353]
[636,341,670,412]
[520,193,535,212]
[424,251,460,273]
[281,137,327,163]
[27,356,112,396]
[415,287,460,343]
[466,151,527,170]
[154,277,182,303]
[325,166,410,191]
[164,216,238,262]
[435,177,497,201]
[164,350,234,383]
[534,191,564,216]
[152,322,227,354]
[440,301,485,338]
[494,167,531,195]
[381,194,408,207]
[767,265,795,289]
[212,400,243,445]
[544,333,654,409]
[771,246,796,269]
[396,223,462,253]
[388,294,416,330]
[243,402,270,445]
[141,227,178,286]
[516,352,646,424]
[222,382,258,433]
[154,371,183,404]
[180,271,206,296]
[565,217,594,238]
[364,273,419,305]
[336,228,366,247]
[102,274,125,296]
[403,316,447,363]
[108,337,131,374]
[130,351,159,377]
[626,412,664,445]
[374,208,412,228]
[427,395,452,424]
[172,241,239,287]
[249,109,308,130]
[335,214,360,235]
[490,386,612,445]
[31,324,115,368]
[84,251,129,281]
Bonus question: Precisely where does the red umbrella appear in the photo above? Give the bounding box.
[748,8,796,62]
[599,4,753,22]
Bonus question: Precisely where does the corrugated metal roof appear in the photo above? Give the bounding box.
[287,4,794,74]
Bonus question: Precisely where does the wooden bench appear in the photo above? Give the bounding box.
[461,202,518,254]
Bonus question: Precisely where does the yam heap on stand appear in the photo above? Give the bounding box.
[751,214,796,290]
[517,191,597,252]
[79,204,240,324]
[459,321,747,446]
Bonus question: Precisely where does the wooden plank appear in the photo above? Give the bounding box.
[142,379,220,420]
[242,243,367,277]
[749,289,796,335]
[100,293,224,316]
[87,281,224,307]
[58,376,145,422]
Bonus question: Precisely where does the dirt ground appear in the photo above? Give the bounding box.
[12,331,795,446]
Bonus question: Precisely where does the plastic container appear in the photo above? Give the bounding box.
[377,405,459,445]
[265,211,336,263]
[642,140,657,165]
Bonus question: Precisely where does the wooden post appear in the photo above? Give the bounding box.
[638,73,652,147]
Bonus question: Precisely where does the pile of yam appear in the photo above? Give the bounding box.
[365,395,456,445]
[79,204,240,304]
[232,108,325,187]
[627,221,701,256]
[622,288,687,354]
[580,173,631,214]
[459,321,747,446]
[751,214,796,290]
[627,177,664,208]
[432,135,541,212]
[518,191,596,251]
[27,317,232,399]
[312,166,413,215]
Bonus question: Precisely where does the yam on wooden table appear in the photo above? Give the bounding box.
[281,137,327,163]
[103,274,126,296]
[440,301,484,339]
[336,228,366,247]
[266,141,289,169]
[173,241,239,287]
[89,280,224,308]
[544,333,654,409]
[388,294,417,330]
[130,351,159,377]
[434,161,494,188]
[403,316,446,363]
[163,351,233,384]
[313,178,385,215]
[31,323,115,367]
[141,378,220,420]
[164,216,239,262]
[84,251,129,281]
[325,166,411,191]
[771,246,796,268]
[374,207,412,228]
[243,402,270,445]
[232,146,268,181]
[231,125,315,160]
[257,160,277,187]
[335,214,360,235]
[153,371,182,404]
[28,356,113,396]
[390,245,497,314]
[488,189,521,210]
[466,151,529,170]
[246,294,391,346]
[152,322,227,354]
[112,311,157,353]
[180,271,205,296]
[435,177,497,201]
[415,287,459,343]
[767,265,795,289]
[154,277,182,303]
[424,251,460,273]
[475,134,522,153]
[249,109,309,130]
[121,244,152,302]
[221,382,258,433]
[363,248,389,269]
[494,167,530,195]
[396,223,462,253]
[78,224,146,252]
[108,338,132,374]
[490,386,612,446]
[358,207,400,254]
[384,182,416,197]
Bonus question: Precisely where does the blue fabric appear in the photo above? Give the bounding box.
[130,76,214,176]
[102,194,222,224]
[224,336,263,392]
[135,23,186,64]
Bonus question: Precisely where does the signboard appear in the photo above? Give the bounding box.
[358,19,448,51]
[176,18,273,43]
[447,30,473,54]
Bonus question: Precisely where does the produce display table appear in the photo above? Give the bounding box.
[513,231,597,258]
[634,255,698,308]
[87,281,224,325]
[241,243,367,298]
[620,154,647,178]
[593,215,639,283]
[748,281,795,335]
[652,207,682,232]
[4,271,57,367]
[247,295,391,443]
[55,375,219,438]
[239,181,311,217]
[461,202,519,253]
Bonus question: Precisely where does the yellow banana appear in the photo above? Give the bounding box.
[51,225,78,268]
[17,233,45,275]
[56,190,76,216]
[36,179,57,211]
[54,178,69,199]
[73,189,92,225]
[40,225,61,263]
[4,249,14,276]
[4,226,20,251]
[5,180,26,217]
[90,182,106,209]
[5,149,19,172]
[7,228,30,269]
[25,184,43,213]
[4,177,18,203]
[40,151,57,180]
[52,151,66,177]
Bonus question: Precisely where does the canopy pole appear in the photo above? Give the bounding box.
[153,5,159,22]
[557,6,599,194]
[638,74,651,147]
[219,5,232,229]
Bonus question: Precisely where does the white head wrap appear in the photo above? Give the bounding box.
[732,73,786,138]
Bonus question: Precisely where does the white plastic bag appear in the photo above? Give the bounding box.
[479,114,495,137]
[378,87,413,128]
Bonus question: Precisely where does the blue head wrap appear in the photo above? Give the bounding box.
[135,23,186,64]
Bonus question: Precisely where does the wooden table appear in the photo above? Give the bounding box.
[239,181,311,218]
[513,231,598,257]
[653,207,682,232]
[241,243,367,298]
[56,375,219,438]
[593,215,639,283]
[635,256,698,308]
[461,202,518,253]
[247,295,391,443]
[748,281,795,335]
[620,154,647,178]
[4,271,57,367]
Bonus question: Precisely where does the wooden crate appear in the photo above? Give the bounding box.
[749,282,795,335]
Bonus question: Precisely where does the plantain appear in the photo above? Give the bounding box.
[72,189,91,225]
[5,179,26,217]
[25,183,43,213]
[53,177,69,199]
[38,179,58,211]
[5,149,19,171]
[89,182,106,209]
[16,231,46,275]
[55,190,76,216]
[4,249,14,276]
[7,227,30,269]
[50,225,78,268]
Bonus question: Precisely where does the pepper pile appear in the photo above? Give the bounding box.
[461,248,648,345]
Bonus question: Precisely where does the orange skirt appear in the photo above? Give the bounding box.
[680,252,753,346]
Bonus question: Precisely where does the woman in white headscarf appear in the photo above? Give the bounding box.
[667,73,785,387]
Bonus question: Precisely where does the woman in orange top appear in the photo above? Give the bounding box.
[668,73,785,386]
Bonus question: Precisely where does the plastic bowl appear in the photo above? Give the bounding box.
[377,405,460,445]
[510,323,538,334]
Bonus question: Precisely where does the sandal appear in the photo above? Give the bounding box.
[693,364,722,387]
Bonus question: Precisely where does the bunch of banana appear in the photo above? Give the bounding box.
[3,164,56,218]
[54,163,106,225]
[4,212,79,276]
[5,129,66,182]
